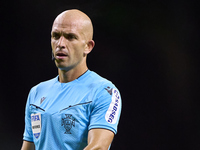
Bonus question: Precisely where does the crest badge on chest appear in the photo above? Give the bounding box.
[61,114,76,134]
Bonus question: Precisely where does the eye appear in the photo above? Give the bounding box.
[52,32,60,40]
[66,34,77,40]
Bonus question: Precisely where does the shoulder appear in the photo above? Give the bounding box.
[86,71,115,88]
[29,77,57,93]
[86,71,120,98]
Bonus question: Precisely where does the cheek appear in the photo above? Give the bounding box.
[51,41,54,49]
[72,43,85,54]
[51,40,56,50]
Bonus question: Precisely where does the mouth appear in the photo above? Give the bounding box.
[55,51,68,59]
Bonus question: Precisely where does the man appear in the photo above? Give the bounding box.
[21,9,121,150]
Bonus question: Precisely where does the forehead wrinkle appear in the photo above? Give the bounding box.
[53,22,89,42]
[52,22,80,34]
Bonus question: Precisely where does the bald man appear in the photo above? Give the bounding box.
[21,9,121,150]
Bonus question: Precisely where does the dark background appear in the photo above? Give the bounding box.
[0,0,199,149]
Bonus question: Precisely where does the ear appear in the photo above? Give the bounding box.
[84,40,95,55]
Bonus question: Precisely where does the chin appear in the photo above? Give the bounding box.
[57,65,73,72]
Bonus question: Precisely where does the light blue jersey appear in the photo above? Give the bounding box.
[23,70,122,150]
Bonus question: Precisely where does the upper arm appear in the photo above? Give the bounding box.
[85,86,121,150]
[84,128,114,150]
[21,141,35,150]
[89,86,122,134]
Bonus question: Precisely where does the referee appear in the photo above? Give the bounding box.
[21,9,122,150]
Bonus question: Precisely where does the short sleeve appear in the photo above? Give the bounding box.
[23,88,35,142]
[88,85,122,134]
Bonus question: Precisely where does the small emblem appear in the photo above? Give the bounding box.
[40,97,46,104]
[61,114,76,134]
[105,86,113,95]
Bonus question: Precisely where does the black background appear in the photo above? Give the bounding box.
[0,0,200,149]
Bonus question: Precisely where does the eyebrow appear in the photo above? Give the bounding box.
[51,29,60,35]
[51,30,78,39]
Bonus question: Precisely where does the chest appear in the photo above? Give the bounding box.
[31,84,94,113]
[29,84,95,136]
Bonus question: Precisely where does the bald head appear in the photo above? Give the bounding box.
[52,9,93,41]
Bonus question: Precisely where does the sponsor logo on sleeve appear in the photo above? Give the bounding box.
[31,113,41,139]
[105,88,121,124]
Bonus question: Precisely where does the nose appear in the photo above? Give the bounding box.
[57,36,66,48]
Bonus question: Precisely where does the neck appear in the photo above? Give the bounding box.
[58,66,88,83]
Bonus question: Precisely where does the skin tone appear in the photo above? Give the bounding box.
[51,9,95,83]
[84,129,114,150]
[21,141,35,150]
[21,9,114,150]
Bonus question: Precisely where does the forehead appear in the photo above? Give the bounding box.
[51,16,84,34]
[52,23,77,33]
